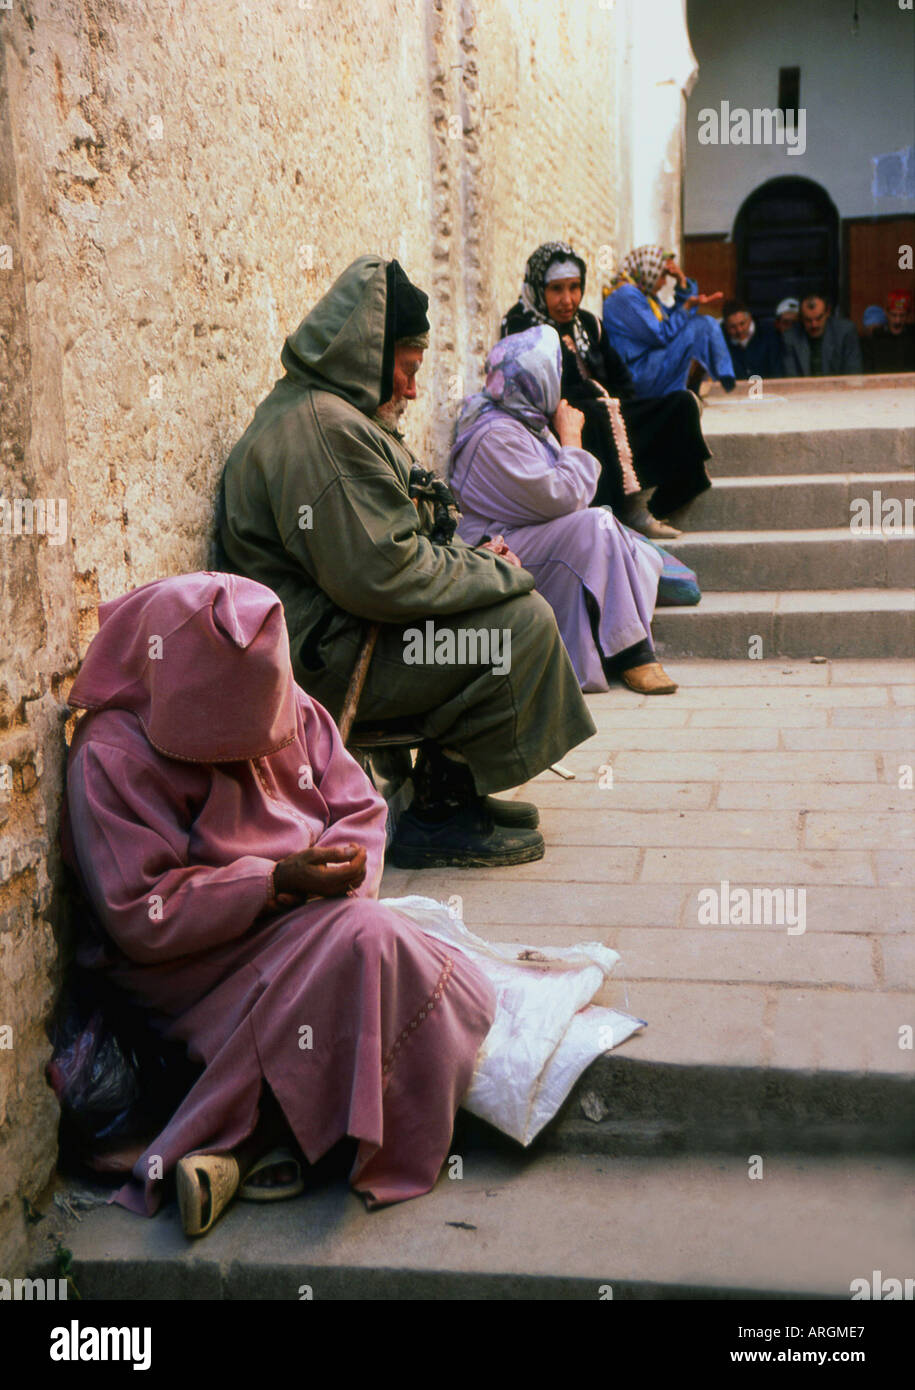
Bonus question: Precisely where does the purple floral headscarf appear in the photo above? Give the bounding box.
[451,325,563,465]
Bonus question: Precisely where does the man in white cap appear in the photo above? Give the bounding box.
[774,298,799,337]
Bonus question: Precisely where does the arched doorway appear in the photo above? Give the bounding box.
[733,177,839,326]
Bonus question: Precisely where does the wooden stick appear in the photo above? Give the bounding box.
[338,622,381,743]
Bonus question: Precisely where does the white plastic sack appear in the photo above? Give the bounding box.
[382,895,646,1147]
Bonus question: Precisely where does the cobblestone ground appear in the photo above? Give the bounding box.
[380,658,915,1078]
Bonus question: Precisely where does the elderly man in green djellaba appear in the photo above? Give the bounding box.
[218,255,596,869]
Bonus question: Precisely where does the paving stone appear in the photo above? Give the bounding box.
[587,726,782,751]
[640,848,876,887]
[783,727,915,750]
[600,928,875,989]
[829,663,915,684]
[716,781,912,813]
[881,938,915,991]
[657,660,831,685]
[612,751,878,782]
[689,705,832,727]
[779,886,912,934]
[392,880,688,928]
[538,809,799,849]
[586,704,691,727]
[875,852,915,886]
[804,812,915,851]
[768,991,915,1073]
[832,707,915,727]
[599,981,769,1067]
[507,780,715,811]
[656,683,890,707]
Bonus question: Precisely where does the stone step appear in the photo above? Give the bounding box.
[682,473,914,532]
[699,381,915,477]
[706,427,914,477]
[548,1052,915,1158]
[42,1151,914,1299]
[667,529,915,591]
[652,589,915,659]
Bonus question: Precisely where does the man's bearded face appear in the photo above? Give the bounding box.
[377,344,424,426]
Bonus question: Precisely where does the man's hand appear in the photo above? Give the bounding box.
[480,535,524,568]
[273,844,367,899]
[684,291,724,310]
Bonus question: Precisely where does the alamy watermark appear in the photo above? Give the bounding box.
[698,880,806,934]
[849,1270,914,1300]
[0,1276,68,1299]
[0,496,68,545]
[850,490,914,537]
[403,620,511,675]
[697,102,806,156]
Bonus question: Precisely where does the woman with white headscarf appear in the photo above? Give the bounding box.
[450,325,678,696]
[602,244,736,398]
[502,240,713,540]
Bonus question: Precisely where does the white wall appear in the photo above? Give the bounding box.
[684,0,915,233]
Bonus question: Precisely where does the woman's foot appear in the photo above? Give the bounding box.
[631,513,682,540]
[621,662,678,695]
[618,490,682,540]
[238,1146,305,1202]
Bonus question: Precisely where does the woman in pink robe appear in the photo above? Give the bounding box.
[60,572,496,1232]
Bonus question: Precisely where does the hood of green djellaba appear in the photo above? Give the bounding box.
[281,255,389,416]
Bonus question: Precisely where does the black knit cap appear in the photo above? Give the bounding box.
[380,259,430,403]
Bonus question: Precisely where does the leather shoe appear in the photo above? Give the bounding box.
[621,662,678,695]
[387,804,545,870]
[483,795,540,829]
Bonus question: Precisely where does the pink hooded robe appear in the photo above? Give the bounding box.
[60,572,496,1213]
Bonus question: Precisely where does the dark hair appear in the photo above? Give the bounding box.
[800,289,831,311]
[722,299,750,320]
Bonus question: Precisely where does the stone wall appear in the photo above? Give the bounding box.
[0,0,688,1274]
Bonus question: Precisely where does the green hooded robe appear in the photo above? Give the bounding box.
[218,255,595,795]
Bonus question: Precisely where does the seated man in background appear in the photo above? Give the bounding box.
[782,292,863,377]
[721,299,782,380]
[774,297,800,338]
[218,255,596,870]
[863,290,915,373]
[860,304,888,340]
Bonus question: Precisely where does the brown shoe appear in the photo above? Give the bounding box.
[621,662,678,695]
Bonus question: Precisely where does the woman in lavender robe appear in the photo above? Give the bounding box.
[449,326,678,696]
[60,572,495,1235]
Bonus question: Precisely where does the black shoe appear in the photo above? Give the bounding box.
[483,796,540,829]
[387,804,545,870]
[412,742,541,829]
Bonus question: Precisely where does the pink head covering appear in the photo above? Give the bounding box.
[68,572,298,762]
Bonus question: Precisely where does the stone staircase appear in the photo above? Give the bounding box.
[654,376,915,659]
[25,383,915,1300]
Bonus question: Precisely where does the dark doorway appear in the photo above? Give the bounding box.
[733,177,840,326]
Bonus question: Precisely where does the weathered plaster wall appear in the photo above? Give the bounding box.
[0,0,686,1275]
